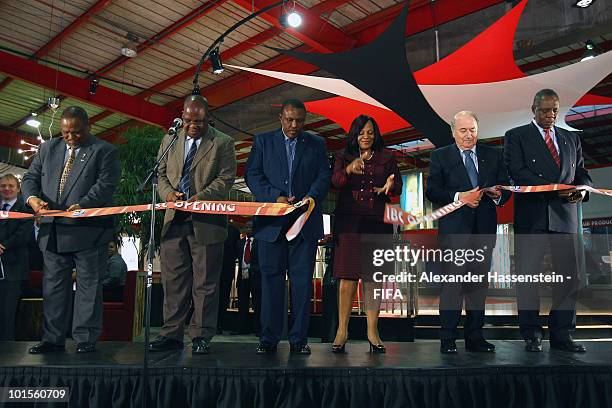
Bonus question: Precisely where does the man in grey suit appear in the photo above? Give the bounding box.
[504,89,592,353]
[149,95,236,354]
[22,106,120,354]
[0,174,33,341]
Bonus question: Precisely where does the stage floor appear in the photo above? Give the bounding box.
[2,341,612,407]
[1,339,611,369]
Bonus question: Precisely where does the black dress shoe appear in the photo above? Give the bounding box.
[149,336,184,352]
[28,342,65,354]
[524,338,543,352]
[192,337,210,354]
[440,339,458,354]
[550,339,586,353]
[76,342,96,353]
[290,344,312,355]
[256,343,278,355]
[465,339,495,353]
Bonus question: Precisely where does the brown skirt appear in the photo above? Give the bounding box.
[332,213,394,282]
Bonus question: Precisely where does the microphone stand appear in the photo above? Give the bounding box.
[137,128,180,408]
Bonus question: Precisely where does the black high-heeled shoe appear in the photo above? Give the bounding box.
[331,343,346,353]
[369,341,386,354]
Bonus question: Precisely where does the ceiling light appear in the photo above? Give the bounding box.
[26,118,41,128]
[121,32,139,58]
[280,11,302,28]
[210,48,224,74]
[580,40,598,61]
[573,0,595,8]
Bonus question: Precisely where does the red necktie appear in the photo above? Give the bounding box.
[544,128,560,167]
[244,239,251,264]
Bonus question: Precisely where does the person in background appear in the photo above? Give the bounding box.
[330,115,402,354]
[217,222,240,334]
[0,174,33,341]
[102,240,127,302]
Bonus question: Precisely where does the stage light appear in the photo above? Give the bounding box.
[48,96,61,110]
[573,0,595,7]
[89,78,99,95]
[280,11,302,28]
[580,40,598,61]
[26,118,41,128]
[210,48,224,74]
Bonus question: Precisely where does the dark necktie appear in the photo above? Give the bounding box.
[544,128,560,167]
[244,239,251,264]
[1,203,9,211]
[463,150,478,188]
[179,139,198,197]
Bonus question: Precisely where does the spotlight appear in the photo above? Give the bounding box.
[573,0,595,7]
[210,48,224,74]
[580,40,598,61]
[26,118,41,128]
[89,78,99,95]
[280,11,302,28]
[120,32,139,58]
[48,97,61,110]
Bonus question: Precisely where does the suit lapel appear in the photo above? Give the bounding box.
[530,123,560,179]
[49,140,67,201]
[555,126,570,171]
[60,138,94,200]
[475,144,490,187]
[290,132,307,178]
[274,130,290,177]
[449,145,473,188]
[189,129,214,171]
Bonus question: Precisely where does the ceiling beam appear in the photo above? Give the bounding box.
[0,127,40,150]
[232,0,355,53]
[519,40,612,73]
[0,50,174,127]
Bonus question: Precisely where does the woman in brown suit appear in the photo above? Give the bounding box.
[331,115,402,353]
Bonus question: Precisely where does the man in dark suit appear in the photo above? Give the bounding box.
[0,174,33,341]
[504,89,592,353]
[245,99,331,355]
[426,111,511,354]
[234,232,261,335]
[149,95,236,354]
[22,106,120,354]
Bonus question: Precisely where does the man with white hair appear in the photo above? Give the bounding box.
[426,111,511,354]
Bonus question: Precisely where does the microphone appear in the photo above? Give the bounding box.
[168,118,183,136]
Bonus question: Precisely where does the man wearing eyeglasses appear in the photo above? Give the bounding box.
[149,95,236,354]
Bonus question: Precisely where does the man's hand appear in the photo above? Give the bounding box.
[459,187,483,208]
[373,174,395,195]
[346,157,365,175]
[166,191,184,202]
[66,204,82,212]
[276,196,290,204]
[187,195,197,203]
[484,186,502,200]
[0,243,5,256]
[27,197,48,214]
[559,188,584,203]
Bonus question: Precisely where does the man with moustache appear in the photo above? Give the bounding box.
[246,99,331,355]
[426,111,510,354]
[22,106,120,354]
[504,89,592,353]
[149,95,236,354]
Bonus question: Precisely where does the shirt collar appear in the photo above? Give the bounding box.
[282,129,298,143]
[532,119,555,136]
[456,144,477,156]
[1,197,18,208]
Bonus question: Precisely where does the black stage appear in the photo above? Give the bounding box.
[1,340,611,407]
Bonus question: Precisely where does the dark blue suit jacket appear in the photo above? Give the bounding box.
[245,129,331,242]
[504,123,592,233]
[426,142,511,235]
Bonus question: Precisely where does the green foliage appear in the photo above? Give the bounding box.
[113,126,165,265]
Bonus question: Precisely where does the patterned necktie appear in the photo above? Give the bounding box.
[178,138,199,197]
[544,128,560,167]
[59,148,76,197]
[1,203,9,211]
[463,150,478,188]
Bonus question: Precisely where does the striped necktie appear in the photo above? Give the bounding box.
[178,138,199,197]
[59,148,76,197]
[544,128,560,167]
